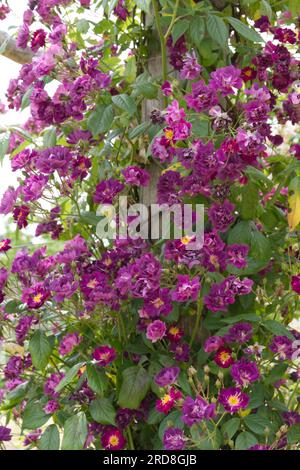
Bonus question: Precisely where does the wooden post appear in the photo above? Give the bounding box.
[0,30,34,65]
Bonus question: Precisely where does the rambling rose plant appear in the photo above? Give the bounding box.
[0,0,300,451]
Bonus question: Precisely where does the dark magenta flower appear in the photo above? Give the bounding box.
[161,81,172,97]
[59,333,82,356]
[93,346,116,366]
[224,323,253,344]
[231,358,260,387]
[282,411,300,426]
[182,396,216,426]
[254,16,270,32]
[154,366,180,387]
[156,388,182,414]
[22,283,50,309]
[13,205,30,229]
[170,342,190,362]
[241,67,257,82]
[0,4,10,20]
[0,426,12,442]
[163,428,185,450]
[93,178,124,204]
[146,320,166,343]
[204,336,224,353]
[44,400,59,414]
[22,174,48,202]
[122,166,150,187]
[214,347,234,369]
[0,238,11,252]
[23,429,42,446]
[44,373,64,398]
[218,387,249,413]
[226,244,249,269]
[248,444,270,450]
[291,275,300,295]
[180,51,202,80]
[16,23,30,49]
[210,65,243,96]
[101,427,126,450]
[167,324,183,343]
[171,275,200,302]
[113,0,129,21]
[185,80,218,113]
[31,29,47,52]
[269,336,293,360]
[208,200,235,233]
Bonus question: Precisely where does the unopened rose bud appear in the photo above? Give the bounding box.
[204,365,210,374]
[188,366,197,377]
[215,379,221,389]
[228,439,234,449]
[218,371,224,380]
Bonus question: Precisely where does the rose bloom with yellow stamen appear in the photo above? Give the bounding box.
[218,387,249,413]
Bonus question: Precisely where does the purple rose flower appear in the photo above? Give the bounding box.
[163,428,185,450]
[122,166,150,187]
[161,81,172,97]
[182,396,216,426]
[269,336,293,360]
[171,275,200,302]
[231,358,260,387]
[180,51,202,80]
[146,320,166,343]
[93,178,124,204]
[210,65,243,96]
[224,323,253,344]
[291,275,300,295]
[208,200,235,233]
[218,387,249,413]
[226,244,249,269]
[204,336,224,353]
[154,366,180,387]
[44,400,59,414]
[0,426,12,442]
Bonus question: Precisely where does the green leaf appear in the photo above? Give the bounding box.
[118,366,150,409]
[244,415,270,435]
[263,320,294,340]
[39,425,60,450]
[76,18,90,34]
[172,19,190,44]
[89,398,116,425]
[189,16,205,49]
[87,104,114,137]
[22,402,49,430]
[228,17,263,42]
[240,182,259,220]
[133,0,150,13]
[0,132,10,164]
[128,122,150,140]
[222,418,240,439]
[265,363,288,385]
[21,86,33,110]
[288,176,300,231]
[124,55,137,83]
[61,412,88,450]
[207,15,228,49]
[112,94,137,116]
[287,423,300,444]
[235,431,258,450]
[86,364,108,396]
[55,363,84,393]
[29,331,53,370]
[43,127,57,148]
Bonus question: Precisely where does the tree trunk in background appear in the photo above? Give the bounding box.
[0,30,34,64]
